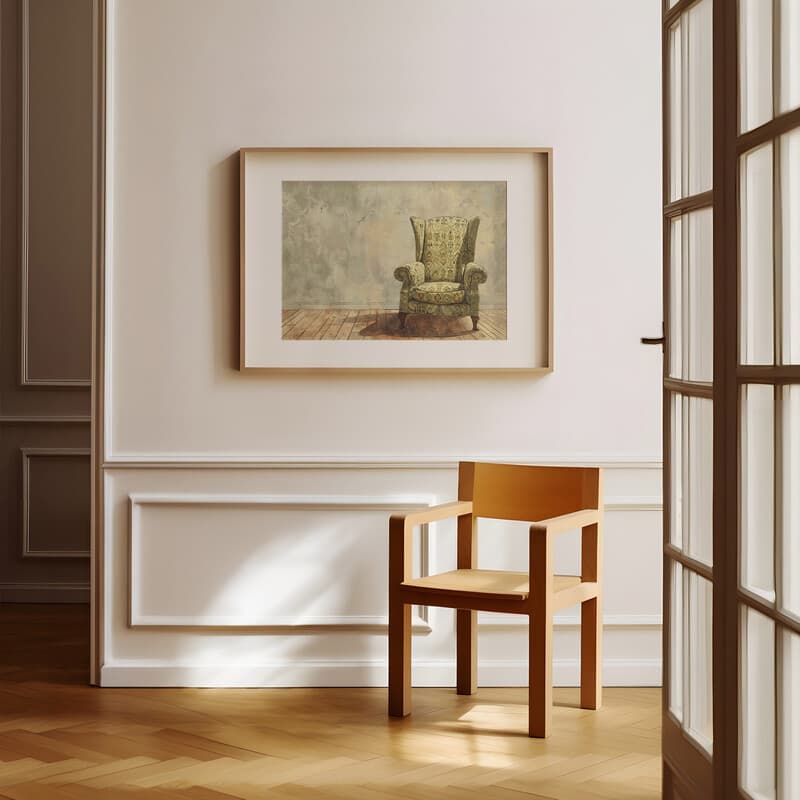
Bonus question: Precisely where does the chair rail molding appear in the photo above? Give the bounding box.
[0,582,89,603]
[103,454,663,470]
[21,447,91,558]
[0,415,92,424]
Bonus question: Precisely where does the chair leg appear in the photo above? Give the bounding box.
[580,596,602,710]
[388,600,411,717]
[528,609,552,737]
[471,315,479,331]
[456,609,477,695]
[398,312,407,329]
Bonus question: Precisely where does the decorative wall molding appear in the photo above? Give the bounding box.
[0,415,91,424]
[0,582,89,603]
[128,492,435,631]
[604,496,662,511]
[100,657,662,688]
[104,455,663,470]
[22,447,91,557]
[19,0,91,388]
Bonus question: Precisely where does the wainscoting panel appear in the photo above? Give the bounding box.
[20,0,92,386]
[128,493,433,630]
[102,462,662,687]
[23,448,91,557]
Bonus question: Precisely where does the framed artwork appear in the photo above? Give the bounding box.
[239,148,552,372]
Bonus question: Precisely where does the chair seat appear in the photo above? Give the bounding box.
[409,281,465,304]
[401,569,582,600]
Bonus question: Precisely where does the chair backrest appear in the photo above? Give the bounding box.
[457,461,602,522]
[411,216,479,283]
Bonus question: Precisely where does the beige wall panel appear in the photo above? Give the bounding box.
[23,0,93,384]
[108,0,663,459]
[100,0,663,685]
[24,450,90,556]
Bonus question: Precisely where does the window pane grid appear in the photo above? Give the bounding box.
[740,605,776,800]
[738,588,800,638]
[739,129,800,369]
[734,9,800,799]
[741,384,776,602]
[740,142,775,365]
[740,0,774,133]
[738,606,799,800]
[782,384,800,619]
[740,379,800,624]
[669,392,713,565]
[687,570,713,751]
[777,0,800,117]
[669,560,713,752]
[669,1,713,202]
[669,210,714,382]
[670,560,684,721]
[780,128,800,363]
[778,627,800,799]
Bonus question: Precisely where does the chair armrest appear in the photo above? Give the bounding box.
[394,262,425,288]
[528,509,603,597]
[391,501,473,533]
[389,501,473,585]
[463,263,487,290]
[529,509,601,538]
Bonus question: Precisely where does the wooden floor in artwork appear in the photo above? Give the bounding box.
[0,604,661,800]
[282,309,508,340]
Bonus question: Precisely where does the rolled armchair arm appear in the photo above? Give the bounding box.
[463,262,487,290]
[394,262,425,288]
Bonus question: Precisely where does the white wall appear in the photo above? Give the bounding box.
[101,0,663,687]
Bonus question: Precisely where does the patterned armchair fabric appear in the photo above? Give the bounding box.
[393,216,487,330]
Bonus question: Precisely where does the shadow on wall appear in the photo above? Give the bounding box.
[136,506,427,686]
[208,153,241,373]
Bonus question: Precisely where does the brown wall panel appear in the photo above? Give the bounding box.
[0,0,92,602]
[22,0,93,385]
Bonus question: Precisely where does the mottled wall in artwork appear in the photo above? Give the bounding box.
[281,181,507,309]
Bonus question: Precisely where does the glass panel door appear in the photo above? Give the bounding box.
[663,1,800,796]
[737,0,800,796]
[662,0,715,795]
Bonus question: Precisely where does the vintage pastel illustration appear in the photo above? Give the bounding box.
[281,181,507,340]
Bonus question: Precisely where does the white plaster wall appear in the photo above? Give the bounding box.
[102,0,663,686]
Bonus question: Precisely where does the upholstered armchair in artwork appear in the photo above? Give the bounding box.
[393,215,487,330]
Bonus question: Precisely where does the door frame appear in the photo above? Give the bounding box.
[89,0,107,687]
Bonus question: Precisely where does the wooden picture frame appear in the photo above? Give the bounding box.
[239,147,553,372]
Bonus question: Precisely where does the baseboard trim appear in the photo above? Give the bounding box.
[0,582,90,603]
[101,658,662,688]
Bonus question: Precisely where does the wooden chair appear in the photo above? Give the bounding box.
[388,461,603,738]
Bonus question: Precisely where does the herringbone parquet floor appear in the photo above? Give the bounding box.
[0,605,661,799]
